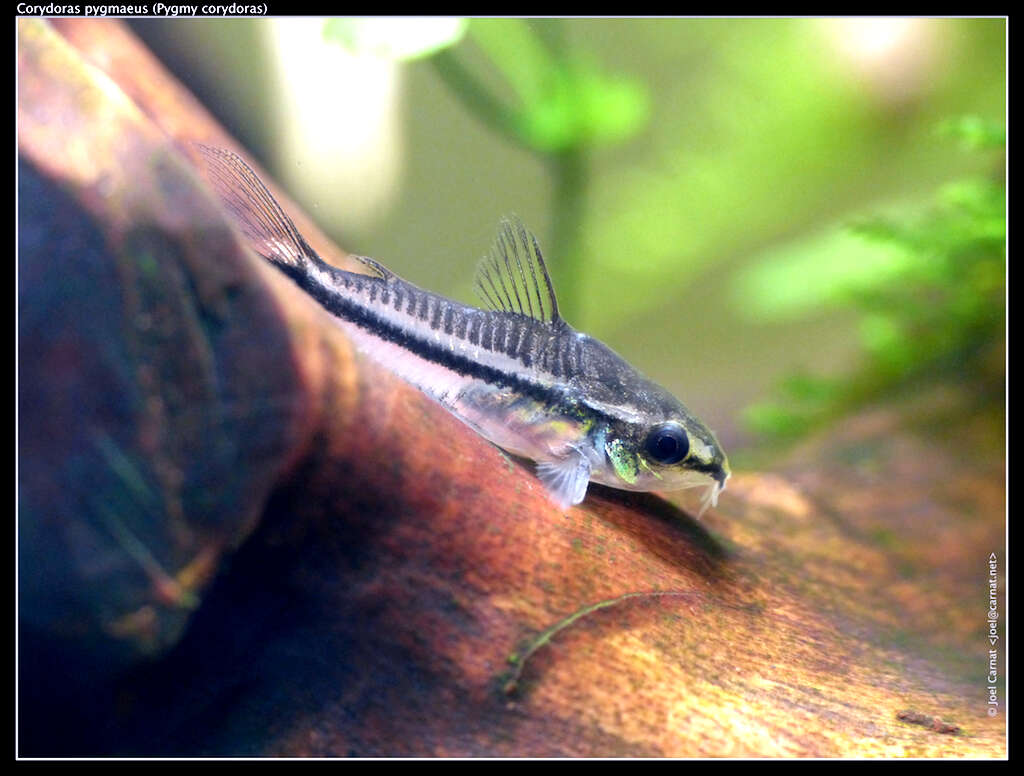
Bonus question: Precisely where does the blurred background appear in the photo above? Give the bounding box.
[132,17,1006,458]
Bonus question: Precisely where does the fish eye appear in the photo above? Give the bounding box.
[644,423,689,465]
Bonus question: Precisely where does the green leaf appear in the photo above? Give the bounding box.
[732,226,916,321]
[520,65,649,151]
[936,115,1006,151]
[741,402,815,439]
[744,118,1005,444]
[468,19,552,106]
[468,20,649,152]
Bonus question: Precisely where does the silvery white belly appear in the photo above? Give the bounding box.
[337,319,590,464]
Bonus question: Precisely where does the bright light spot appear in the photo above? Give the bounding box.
[265,18,402,232]
[820,18,938,105]
[832,18,916,61]
[325,17,468,61]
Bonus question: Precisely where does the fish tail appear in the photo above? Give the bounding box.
[196,144,321,273]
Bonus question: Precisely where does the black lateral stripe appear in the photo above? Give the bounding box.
[277,264,588,413]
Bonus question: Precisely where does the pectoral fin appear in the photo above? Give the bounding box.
[536,450,591,510]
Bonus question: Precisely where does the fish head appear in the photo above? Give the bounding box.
[583,367,731,516]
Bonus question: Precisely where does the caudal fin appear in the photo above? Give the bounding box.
[196,145,320,272]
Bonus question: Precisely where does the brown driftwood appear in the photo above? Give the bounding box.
[17,18,1006,757]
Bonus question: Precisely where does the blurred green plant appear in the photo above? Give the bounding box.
[742,116,1005,441]
[323,17,650,322]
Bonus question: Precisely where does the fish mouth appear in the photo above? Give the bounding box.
[697,469,729,518]
[696,483,719,518]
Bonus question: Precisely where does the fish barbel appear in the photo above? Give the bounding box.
[198,146,730,513]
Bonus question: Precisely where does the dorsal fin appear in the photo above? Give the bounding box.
[474,216,561,324]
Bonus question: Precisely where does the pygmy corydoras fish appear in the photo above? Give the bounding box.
[198,146,730,513]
